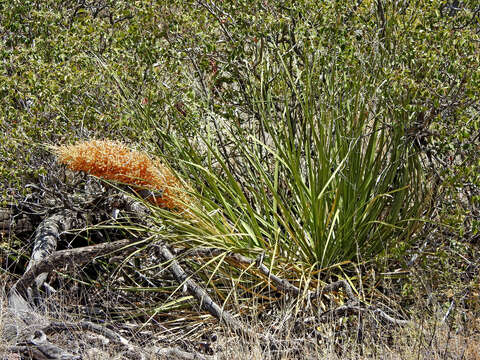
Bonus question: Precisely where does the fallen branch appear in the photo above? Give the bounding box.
[6,238,135,353]
[317,304,411,326]
[224,252,356,301]
[9,238,132,303]
[7,330,80,360]
[155,244,258,340]
[44,320,133,350]
[25,209,81,291]
[188,248,410,327]
[154,346,214,360]
[46,320,216,360]
[250,257,410,327]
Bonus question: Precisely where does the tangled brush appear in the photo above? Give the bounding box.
[54,139,190,211]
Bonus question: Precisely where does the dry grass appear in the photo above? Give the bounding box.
[211,311,480,360]
[1,284,479,360]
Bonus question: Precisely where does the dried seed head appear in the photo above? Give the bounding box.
[54,139,190,211]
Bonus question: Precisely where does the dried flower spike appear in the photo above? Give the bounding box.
[54,139,189,211]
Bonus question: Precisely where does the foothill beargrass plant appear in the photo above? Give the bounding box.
[102,4,435,307]
[152,66,427,272]
[58,5,480,327]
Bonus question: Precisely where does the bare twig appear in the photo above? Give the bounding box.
[154,346,214,360]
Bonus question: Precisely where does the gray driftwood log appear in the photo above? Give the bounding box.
[26,209,79,292]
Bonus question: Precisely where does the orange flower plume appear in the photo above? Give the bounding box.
[54,139,190,211]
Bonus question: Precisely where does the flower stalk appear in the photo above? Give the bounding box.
[54,139,190,211]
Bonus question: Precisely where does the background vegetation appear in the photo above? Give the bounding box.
[1,0,479,358]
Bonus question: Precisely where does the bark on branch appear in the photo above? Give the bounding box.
[155,244,259,340]
[9,239,132,302]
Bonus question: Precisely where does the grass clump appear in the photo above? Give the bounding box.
[142,23,429,276]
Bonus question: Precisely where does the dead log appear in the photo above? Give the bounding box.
[26,209,82,292]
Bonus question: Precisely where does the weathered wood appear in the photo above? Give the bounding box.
[45,320,132,349]
[24,329,80,360]
[5,239,136,359]
[155,244,257,339]
[3,327,80,360]
[154,346,214,360]
[187,249,357,300]
[0,206,34,235]
[188,249,411,327]
[316,304,411,326]
[26,209,80,291]
[9,238,132,302]
[3,186,220,359]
